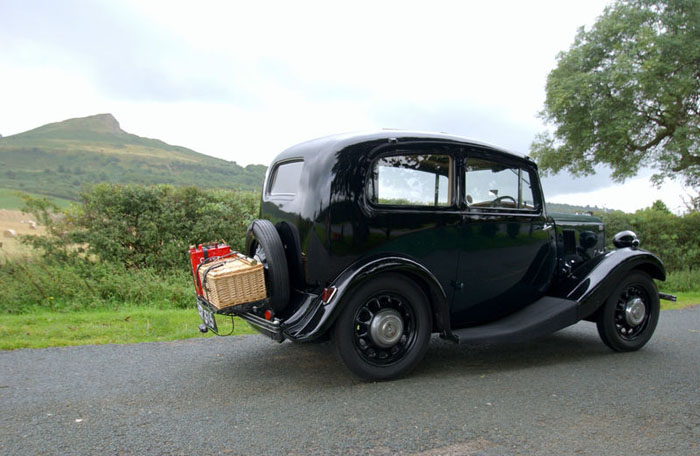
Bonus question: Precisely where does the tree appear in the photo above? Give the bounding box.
[651,199,671,213]
[531,0,700,188]
[19,184,260,271]
[682,188,700,211]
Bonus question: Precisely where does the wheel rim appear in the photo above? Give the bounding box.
[614,285,651,340]
[352,293,417,366]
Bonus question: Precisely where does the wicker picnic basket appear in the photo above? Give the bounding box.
[198,255,267,310]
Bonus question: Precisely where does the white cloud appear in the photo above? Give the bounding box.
[547,176,688,214]
[1,0,611,160]
[0,63,104,132]
[4,0,690,213]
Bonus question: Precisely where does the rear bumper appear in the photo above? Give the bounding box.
[195,295,285,342]
[237,311,285,342]
[659,292,677,302]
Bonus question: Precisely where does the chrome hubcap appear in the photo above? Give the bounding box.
[625,298,646,327]
[369,309,404,348]
[353,294,416,366]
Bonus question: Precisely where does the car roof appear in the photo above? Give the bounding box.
[273,130,530,164]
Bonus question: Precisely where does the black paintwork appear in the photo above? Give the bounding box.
[451,296,579,344]
[551,247,665,320]
[247,131,667,343]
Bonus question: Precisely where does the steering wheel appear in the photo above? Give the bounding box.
[490,195,517,207]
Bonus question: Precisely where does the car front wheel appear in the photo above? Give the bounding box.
[596,271,660,352]
[333,274,432,381]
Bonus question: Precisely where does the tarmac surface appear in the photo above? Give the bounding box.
[1,306,699,455]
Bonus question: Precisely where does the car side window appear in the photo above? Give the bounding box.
[367,154,453,207]
[268,160,303,195]
[464,158,536,210]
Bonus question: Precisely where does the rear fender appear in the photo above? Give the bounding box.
[555,248,666,320]
[284,255,450,342]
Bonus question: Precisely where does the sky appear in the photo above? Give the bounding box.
[0,0,690,213]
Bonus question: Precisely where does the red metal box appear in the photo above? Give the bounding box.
[188,243,231,296]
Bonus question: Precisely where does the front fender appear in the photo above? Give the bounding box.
[283,255,450,342]
[553,248,666,320]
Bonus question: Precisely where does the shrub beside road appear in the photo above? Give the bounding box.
[0,185,698,350]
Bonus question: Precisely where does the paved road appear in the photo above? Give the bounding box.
[1,307,699,456]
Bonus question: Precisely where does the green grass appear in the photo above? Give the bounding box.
[662,291,700,310]
[0,188,72,209]
[0,307,256,350]
[0,293,697,351]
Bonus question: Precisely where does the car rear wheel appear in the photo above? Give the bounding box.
[596,271,659,352]
[247,220,290,314]
[333,274,432,381]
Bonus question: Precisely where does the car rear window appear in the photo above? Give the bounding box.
[367,154,453,207]
[269,160,303,195]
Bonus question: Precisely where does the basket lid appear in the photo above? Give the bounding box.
[199,257,262,279]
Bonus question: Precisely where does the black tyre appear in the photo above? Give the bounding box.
[247,220,290,313]
[333,274,432,381]
[596,271,660,352]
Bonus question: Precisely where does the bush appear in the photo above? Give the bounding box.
[0,257,193,313]
[21,184,260,272]
[1,184,261,313]
[660,268,700,293]
[4,188,698,314]
[599,201,700,272]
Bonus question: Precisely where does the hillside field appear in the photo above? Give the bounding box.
[0,209,45,259]
[0,113,267,201]
[0,188,72,210]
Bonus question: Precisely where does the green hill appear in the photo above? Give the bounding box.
[546,201,620,215]
[0,113,267,201]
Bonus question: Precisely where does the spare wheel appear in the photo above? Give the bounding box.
[247,219,290,313]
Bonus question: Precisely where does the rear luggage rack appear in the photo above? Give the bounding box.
[196,295,284,342]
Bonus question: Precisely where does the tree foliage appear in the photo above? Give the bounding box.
[20,184,260,272]
[531,0,700,188]
[0,185,260,312]
[600,200,700,271]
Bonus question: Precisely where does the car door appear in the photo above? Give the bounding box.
[450,148,556,327]
[359,143,463,304]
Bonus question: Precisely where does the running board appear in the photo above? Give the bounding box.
[451,296,579,345]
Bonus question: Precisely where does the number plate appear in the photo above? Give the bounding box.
[197,301,218,333]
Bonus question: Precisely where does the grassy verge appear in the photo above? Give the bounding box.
[0,188,72,210]
[0,293,697,351]
[0,307,256,350]
[662,291,700,311]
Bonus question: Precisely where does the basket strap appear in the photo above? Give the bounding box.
[195,253,237,285]
[201,262,225,301]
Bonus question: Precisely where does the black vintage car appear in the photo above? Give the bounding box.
[197,131,674,380]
